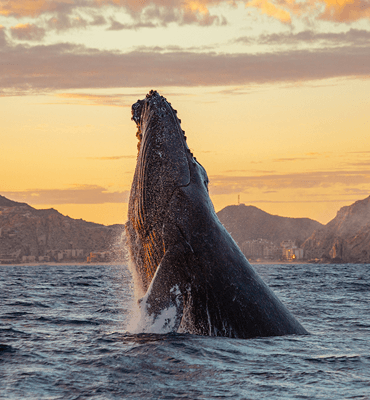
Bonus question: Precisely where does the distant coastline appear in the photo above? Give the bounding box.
[0,261,127,267]
[2,194,370,265]
[1,260,360,267]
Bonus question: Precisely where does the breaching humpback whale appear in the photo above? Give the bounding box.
[125,90,308,338]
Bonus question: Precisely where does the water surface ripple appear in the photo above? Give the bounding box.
[1,263,369,399]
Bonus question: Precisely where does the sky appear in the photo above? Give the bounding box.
[1,0,370,226]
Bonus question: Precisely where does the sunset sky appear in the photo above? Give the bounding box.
[1,0,370,226]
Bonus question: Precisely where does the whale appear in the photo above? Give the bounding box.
[125,90,308,338]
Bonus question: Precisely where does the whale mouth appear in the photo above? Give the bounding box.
[131,90,161,153]
[131,90,191,158]
[131,99,144,125]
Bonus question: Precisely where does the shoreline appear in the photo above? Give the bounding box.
[0,260,347,267]
[0,261,127,267]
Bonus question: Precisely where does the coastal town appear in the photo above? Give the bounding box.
[0,218,304,264]
[0,237,305,265]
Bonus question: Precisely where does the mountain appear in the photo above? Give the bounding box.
[0,195,30,208]
[217,204,323,246]
[302,196,370,263]
[0,195,125,263]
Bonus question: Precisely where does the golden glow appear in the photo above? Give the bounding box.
[184,0,210,14]
[1,79,370,226]
[11,23,31,30]
[322,0,355,7]
[1,0,50,17]
[246,0,291,23]
[55,93,129,107]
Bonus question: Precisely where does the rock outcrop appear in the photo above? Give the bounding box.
[302,196,370,263]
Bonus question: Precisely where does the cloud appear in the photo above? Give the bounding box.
[318,0,370,22]
[54,93,131,107]
[346,160,370,167]
[86,155,136,160]
[0,0,59,17]
[1,42,370,93]
[208,170,370,195]
[0,25,7,48]
[47,14,89,31]
[235,29,370,46]
[306,152,328,156]
[138,3,219,26]
[238,198,368,204]
[1,185,129,205]
[106,3,227,28]
[0,0,227,28]
[90,14,107,25]
[10,23,46,41]
[96,0,228,21]
[244,0,370,23]
[343,188,370,195]
[1,0,370,27]
[224,169,276,173]
[107,18,156,30]
[273,157,316,162]
[246,0,292,23]
[2,9,107,42]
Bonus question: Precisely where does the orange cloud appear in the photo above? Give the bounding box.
[317,0,370,22]
[209,170,370,195]
[0,0,59,17]
[184,0,211,14]
[86,155,136,160]
[55,93,130,107]
[2,185,129,205]
[246,0,292,23]
[244,0,370,23]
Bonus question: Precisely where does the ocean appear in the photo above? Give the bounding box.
[1,263,369,399]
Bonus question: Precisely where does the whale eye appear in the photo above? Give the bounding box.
[204,180,209,192]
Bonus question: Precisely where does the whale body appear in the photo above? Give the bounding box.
[125,90,308,338]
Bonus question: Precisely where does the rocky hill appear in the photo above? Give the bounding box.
[0,195,124,263]
[217,204,323,246]
[0,195,30,208]
[302,196,370,263]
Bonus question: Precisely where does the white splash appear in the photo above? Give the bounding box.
[127,284,181,334]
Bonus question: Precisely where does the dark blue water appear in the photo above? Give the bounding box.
[1,263,369,399]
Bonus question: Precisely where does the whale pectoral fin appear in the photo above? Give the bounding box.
[141,225,191,333]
